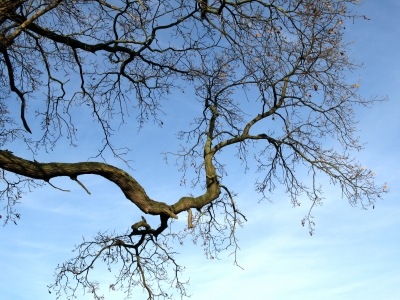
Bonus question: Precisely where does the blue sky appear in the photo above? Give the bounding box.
[1,1,400,299]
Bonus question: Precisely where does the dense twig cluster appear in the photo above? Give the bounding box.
[49,228,188,300]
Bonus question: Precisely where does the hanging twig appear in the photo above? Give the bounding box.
[70,176,91,194]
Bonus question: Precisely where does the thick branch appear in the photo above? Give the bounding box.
[6,0,62,42]
[0,150,177,218]
[0,150,223,219]
[130,214,170,239]
[171,152,221,213]
[9,14,137,54]
[0,0,25,26]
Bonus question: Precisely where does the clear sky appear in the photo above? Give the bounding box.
[1,1,399,299]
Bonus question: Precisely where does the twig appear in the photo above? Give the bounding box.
[187,209,194,228]
[219,184,247,221]
[70,176,91,194]
[47,180,70,192]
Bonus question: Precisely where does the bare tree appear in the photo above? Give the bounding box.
[0,0,387,299]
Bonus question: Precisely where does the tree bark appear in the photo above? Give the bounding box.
[0,150,178,218]
[0,150,221,219]
[0,0,25,25]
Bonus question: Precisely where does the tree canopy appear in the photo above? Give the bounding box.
[0,0,387,299]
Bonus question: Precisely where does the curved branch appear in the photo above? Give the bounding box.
[0,150,223,220]
[10,14,134,54]
[6,0,63,42]
[1,48,32,133]
[0,150,177,218]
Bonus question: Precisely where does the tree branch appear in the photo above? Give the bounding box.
[0,150,177,218]
[0,150,224,220]
[0,48,32,133]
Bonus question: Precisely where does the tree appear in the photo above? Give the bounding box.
[0,0,387,299]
